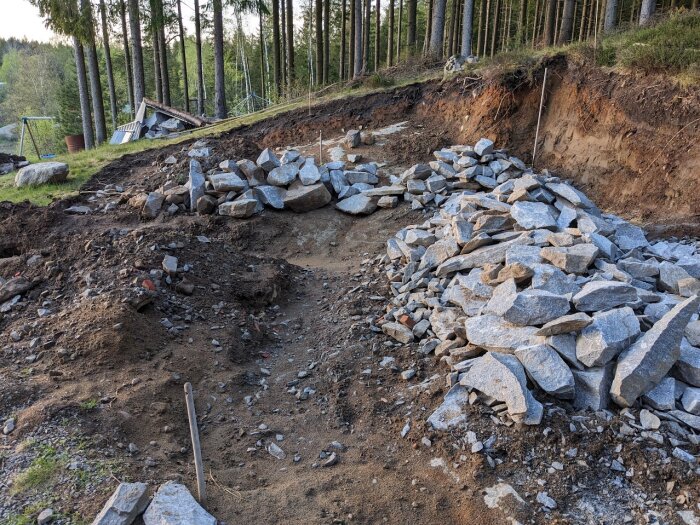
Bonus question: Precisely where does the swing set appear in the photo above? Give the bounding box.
[17,116,57,160]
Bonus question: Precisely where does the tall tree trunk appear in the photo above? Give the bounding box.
[280,0,287,88]
[341,0,348,77]
[364,0,371,70]
[424,0,434,53]
[447,0,457,56]
[259,11,267,100]
[316,0,323,84]
[272,0,282,94]
[490,0,500,55]
[120,0,135,117]
[558,0,575,42]
[518,0,528,43]
[429,0,447,56]
[585,0,595,38]
[82,0,107,145]
[543,0,556,44]
[176,0,190,112]
[578,0,588,40]
[212,0,227,118]
[157,0,170,106]
[194,0,205,114]
[477,0,486,53]
[461,0,475,55]
[99,0,118,130]
[388,0,395,65]
[554,0,562,43]
[407,0,417,51]
[350,0,356,76]
[324,0,331,81]
[354,0,364,77]
[398,0,404,59]
[152,17,162,103]
[73,38,95,149]
[375,0,381,70]
[604,0,618,30]
[286,0,295,86]
[484,0,492,53]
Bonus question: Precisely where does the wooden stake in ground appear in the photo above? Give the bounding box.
[184,382,206,504]
[319,130,323,164]
[532,67,548,168]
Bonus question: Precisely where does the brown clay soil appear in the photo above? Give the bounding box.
[1,56,699,524]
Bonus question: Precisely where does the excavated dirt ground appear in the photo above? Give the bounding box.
[1,57,699,524]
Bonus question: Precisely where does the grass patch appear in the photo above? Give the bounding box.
[10,445,61,495]
[79,398,99,411]
[599,12,700,82]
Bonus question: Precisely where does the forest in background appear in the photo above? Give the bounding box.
[0,0,698,156]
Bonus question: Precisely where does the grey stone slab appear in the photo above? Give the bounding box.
[576,307,640,367]
[572,281,638,312]
[515,344,575,398]
[143,482,216,525]
[91,482,149,525]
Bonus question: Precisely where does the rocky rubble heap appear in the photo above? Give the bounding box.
[375,138,700,434]
[129,137,402,219]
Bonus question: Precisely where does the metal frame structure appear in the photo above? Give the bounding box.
[18,116,55,159]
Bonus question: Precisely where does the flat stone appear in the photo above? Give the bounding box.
[546,182,595,209]
[364,185,405,196]
[674,339,700,387]
[540,244,599,274]
[510,201,557,230]
[460,352,543,425]
[143,482,216,525]
[611,295,700,407]
[188,160,205,212]
[536,312,592,336]
[345,170,378,185]
[436,235,533,277]
[487,282,571,326]
[65,205,92,215]
[429,307,462,340]
[427,385,470,430]
[586,232,619,260]
[576,307,640,367]
[92,482,149,525]
[506,245,543,266]
[283,183,332,212]
[464,314,538,353]
[618,258,659,279]
[542,333,585,370]
[420,238,460,270]
[669,410,700,431]
[335,194,378,215]
[572,281,638,312]
[639,408,661,430]
[187,147,211,158]
[267,164,299,186]
[0,277,33,303]
[256,148,280,172]
[404,229,437,247]
[462,193,512,212]
[572,364,614,410]
[15,161,69,187]
[382,322,414,344]
[209,172,247,192]
[659,261,694,294]
[515,344,575,398]
[254,185,286,209]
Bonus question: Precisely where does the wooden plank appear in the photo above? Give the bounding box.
[142,98,207,127]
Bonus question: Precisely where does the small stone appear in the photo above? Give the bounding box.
[536,491,557,509]
[257,148,280,172]
[162,255,178,274]
[37,509,54,524]
[401,369,416,380]
[639,409,661,430]
[2,417,15,434]
[267,442,286,460]
[382,322,414,344]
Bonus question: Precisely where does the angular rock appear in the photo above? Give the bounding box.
[674,339,700,387]
[687,320,700,347]
[487,282,571,326]
[460,352,543,425]
[382,322,414,344]
[572,364,614,410]
[515,344,575,398]
[15,161,69,187]
[0,277,34,303]
[535,312,592,336]
[613,222,649,251]
[196,195,217,214]
[377,195,399,208]
[681,387,700,415]
[142,192,165,219]
[576,307,640,367]
[283,183,332,212]
[267,164,299,186]
[218,198,258,218]
[436,235,533,277]
[510,201,557,230]
[420,238,460,270]
[209,172,247,192]
[345,129,361,148]
[299,159,321,185]
[256,148,280,172]
[465,314,538,353]
[254,185,286,209]
[237,159,266,186]
[642,376,677,410]
[188,160,205,212]
[611,295,700,407]
[658,261,694,294]
[540,244,599,274]
[335,194,378,215]
[143,482,216,525]
[345,170,378,185]
[474,138,494,156]
[572,281,638,312]
[427,385,470,430]
[546,182,595,209]
[92,482,149,525]
[364,185,405,196]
